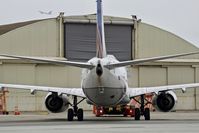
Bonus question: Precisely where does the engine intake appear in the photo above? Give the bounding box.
[152,91,177,112]
[45,93,69,113]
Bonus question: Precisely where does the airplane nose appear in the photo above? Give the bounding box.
[96,63,103,76]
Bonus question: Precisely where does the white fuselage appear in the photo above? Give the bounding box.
[81,55,130,107]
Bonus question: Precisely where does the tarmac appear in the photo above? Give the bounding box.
[0,111,199,133]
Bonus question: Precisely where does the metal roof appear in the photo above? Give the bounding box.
[0,15,134,36]
[0,20,41,36]
[64,14,134,25]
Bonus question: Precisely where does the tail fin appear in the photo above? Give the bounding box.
[96,0,107,58]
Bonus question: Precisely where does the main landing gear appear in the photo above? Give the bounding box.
[133,95,151,120]
[67,96,85,121]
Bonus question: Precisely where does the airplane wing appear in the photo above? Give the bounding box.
[105,51,199,69]
[128,83,199,98]
[0,54,94,69]
[0,83,86,98]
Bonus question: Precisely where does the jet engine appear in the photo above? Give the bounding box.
[45,93,70,113]
[152,91,177,112]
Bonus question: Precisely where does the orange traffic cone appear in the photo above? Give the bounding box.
[14,106,20,115]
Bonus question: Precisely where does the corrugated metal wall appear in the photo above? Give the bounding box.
[0,63,84,111]
[196,67,199,110]
[64,23,132,61]
[0,19,59,56]
[127,65,199,110]
[1,63,199,111]
[136,22,199,59]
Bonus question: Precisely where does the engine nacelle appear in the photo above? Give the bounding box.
[45,93,70,113]
[152,91,177,112]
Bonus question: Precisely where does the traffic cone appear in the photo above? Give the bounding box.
[14,106,20,115]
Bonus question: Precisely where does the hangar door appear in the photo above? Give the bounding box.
[64,23,132,62]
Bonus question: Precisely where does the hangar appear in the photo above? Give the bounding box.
[0,14,199,112]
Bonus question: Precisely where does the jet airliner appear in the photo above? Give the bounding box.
[0,0,199,121]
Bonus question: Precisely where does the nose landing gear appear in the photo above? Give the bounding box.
[67,96,85,121]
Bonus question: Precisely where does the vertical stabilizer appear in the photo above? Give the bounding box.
[96,0,107,58]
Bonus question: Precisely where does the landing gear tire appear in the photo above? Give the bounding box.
[68,108,74,121]
[77,108,84,121]
[144,108,150,120]
[134,95,151,121]
[68,96,85,121]
[135,108,141,120]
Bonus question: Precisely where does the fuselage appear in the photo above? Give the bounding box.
[81,0,131,107]
[81,55,130,107]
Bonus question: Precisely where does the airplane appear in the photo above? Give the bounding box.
[0,0,199,121]
[38,10,52,15]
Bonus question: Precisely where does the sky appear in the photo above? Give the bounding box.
[0,0,199,47]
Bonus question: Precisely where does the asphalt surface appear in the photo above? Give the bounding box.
[0,111,199,133]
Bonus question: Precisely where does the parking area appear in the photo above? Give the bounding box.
[0,111,199,133]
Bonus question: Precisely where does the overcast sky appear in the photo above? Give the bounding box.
[0,0,199,47]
